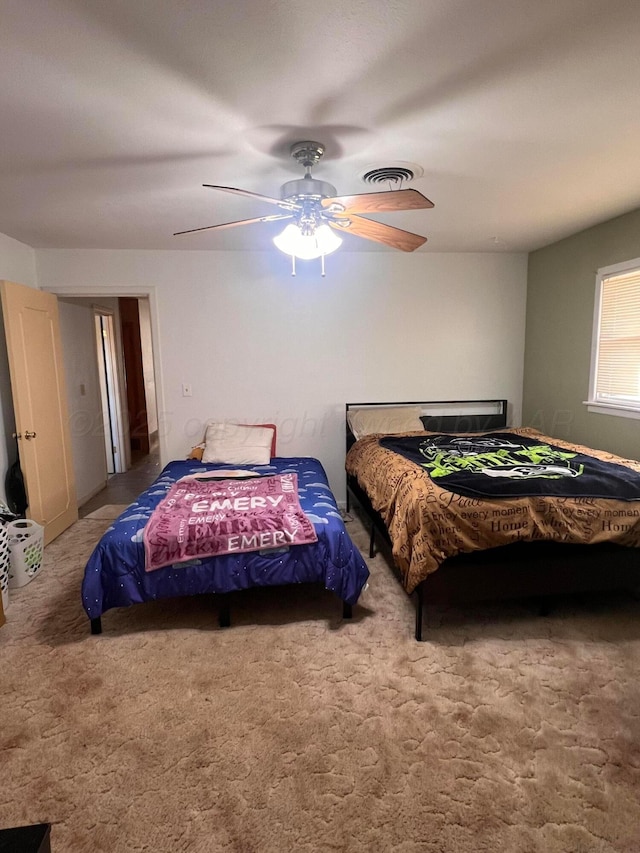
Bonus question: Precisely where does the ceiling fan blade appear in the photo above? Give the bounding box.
[329,215,427,252]
[203,184,301,212]
[322,188,434,215]
[174,213,293,236]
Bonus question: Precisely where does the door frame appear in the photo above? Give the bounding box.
[42,284,167,470]
[93,307,127,475]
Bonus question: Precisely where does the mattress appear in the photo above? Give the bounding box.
[346,427,640,593]
[82,456,369,620]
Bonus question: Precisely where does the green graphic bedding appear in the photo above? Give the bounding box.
[379,432,640,500]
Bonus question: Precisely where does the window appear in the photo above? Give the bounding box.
[587,256,640,420]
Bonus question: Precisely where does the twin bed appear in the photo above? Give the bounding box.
[82,424,369,633]
[345,400,640,639]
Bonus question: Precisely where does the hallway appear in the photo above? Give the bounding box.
[78,449,161,517]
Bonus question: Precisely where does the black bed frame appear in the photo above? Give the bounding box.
[345,400,640,641]
[90,595,352,635]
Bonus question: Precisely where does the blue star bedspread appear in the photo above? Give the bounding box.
[82,457,369,620]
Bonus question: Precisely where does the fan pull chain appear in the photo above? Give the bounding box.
[289,254,327,276]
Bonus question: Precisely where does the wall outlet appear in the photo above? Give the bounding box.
[182,383,192,397]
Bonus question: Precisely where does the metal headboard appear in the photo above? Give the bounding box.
[345,399,508,452]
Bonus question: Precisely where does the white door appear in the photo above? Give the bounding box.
[1,280,78,544]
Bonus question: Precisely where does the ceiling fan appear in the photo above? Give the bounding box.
[174,141,434,272]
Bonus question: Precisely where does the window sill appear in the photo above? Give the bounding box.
[584,401,640,421]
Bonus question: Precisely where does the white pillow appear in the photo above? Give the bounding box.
[347,406,424,440]
[202,423,274,465]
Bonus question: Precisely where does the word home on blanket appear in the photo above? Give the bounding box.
[143,473,318,571]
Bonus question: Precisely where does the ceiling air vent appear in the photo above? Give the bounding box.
[360,162,424,188]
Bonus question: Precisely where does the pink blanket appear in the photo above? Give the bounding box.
[143,473,318,572]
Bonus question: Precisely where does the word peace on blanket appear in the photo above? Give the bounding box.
[143,473,318,572]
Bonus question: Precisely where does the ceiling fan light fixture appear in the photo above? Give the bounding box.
[273,223,342,261]
[176,141,432,265]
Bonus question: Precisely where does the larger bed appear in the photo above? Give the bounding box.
[345,400,640,639]
[83,454,369,633]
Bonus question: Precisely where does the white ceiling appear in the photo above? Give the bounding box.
[2,0,640,253]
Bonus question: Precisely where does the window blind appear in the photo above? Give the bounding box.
[595,268,640,405]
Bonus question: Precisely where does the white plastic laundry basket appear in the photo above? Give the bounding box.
[0,523,10,610]
[7,518,44,588]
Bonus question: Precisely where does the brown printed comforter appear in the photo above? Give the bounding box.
[346,427,640,593]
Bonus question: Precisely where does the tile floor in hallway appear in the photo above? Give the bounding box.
[79,450,162,517]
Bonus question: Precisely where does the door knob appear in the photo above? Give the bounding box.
[24,430,37,440]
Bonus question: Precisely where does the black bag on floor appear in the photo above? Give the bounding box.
[5,458,28,517]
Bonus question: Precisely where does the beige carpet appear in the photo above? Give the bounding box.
[1,516,640,852]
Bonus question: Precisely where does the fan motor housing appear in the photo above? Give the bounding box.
[280,177,337,202]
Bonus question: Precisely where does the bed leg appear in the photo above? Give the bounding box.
[415,586,424,642]
[218,598,231,629]
[90,617,102,635]
[342,601,352,620]
[537,597,552,617]
[369,524,376,558]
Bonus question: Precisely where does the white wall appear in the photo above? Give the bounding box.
[36,248,528,504]
[0,233,38,287]
[0,233,39,503]
[58,300,107,504]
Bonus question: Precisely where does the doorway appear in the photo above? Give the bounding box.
[119,297,151,461]
[55,294,160,510]
[94,310,125,475]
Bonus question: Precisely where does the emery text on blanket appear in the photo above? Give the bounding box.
[143,473,318,571]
